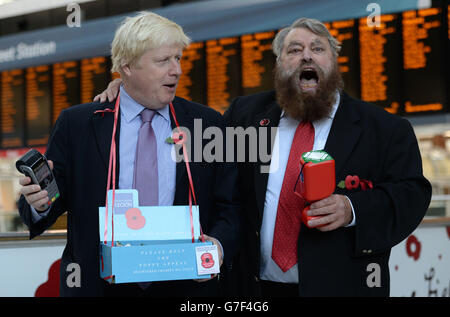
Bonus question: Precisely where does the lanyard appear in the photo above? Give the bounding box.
[102,94,204,246]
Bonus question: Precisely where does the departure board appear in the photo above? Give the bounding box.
[107,55,121,81]
[80,56,109,104]
[206,37,241,113]
[1,69,25,148]
[53,61,80,123]
[325,19,360,100]
[178,42,206,104]
[241,31,276,96]
[0,4,449,151]
[359,14,403,114]
[402,8,447,114]
[25,65,51,146]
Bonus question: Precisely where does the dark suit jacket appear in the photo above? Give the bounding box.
[223,90,431,297]
[19,96,240,296]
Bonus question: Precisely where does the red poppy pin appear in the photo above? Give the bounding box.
[94,108,115,117]
[338,175,373,191]
[260,118,270,126]
[165,131,187,145]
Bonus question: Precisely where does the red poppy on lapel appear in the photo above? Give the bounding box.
[259,118,270,126]
[94,108,115,117]
[165,131,187,145]
[338,175,373,191]
[345,175,359,189]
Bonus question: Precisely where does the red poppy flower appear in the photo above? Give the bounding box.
[345,175,360,190]
[125,208,146,230]
[172,131,187,145]
[260,118,270,126]
[201,252,215,269]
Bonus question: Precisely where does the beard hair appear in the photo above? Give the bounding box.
[274,59,344,122]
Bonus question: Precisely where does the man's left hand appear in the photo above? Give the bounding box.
[194,234,223,282]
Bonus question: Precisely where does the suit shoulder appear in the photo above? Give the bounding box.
[60,101,115,118]
[174,96,223,123]
[231,90,276,109]
[342,93,407,127]
[225,90,277,120]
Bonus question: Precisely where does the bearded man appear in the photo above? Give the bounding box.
[223,17,431,297]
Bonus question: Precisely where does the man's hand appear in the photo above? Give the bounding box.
[194,234,223,283]
[93,78,122,103]
[18,160,54,212]
[306,194,353,231]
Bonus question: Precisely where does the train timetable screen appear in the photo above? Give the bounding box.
[402,8,447,115]
[0,4,449,149]
[178,42,206,104]
[1,69,25,148]
[206,37,241,113]
[53,60,80,123]
[25,65,51,146]
[359,14,403,114]
[325,19,360,100]
[80,56,108,104]
[241,31,276,96]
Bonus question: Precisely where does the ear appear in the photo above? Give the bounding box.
[121,62,132,77]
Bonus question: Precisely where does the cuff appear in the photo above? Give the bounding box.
[344,195,356,227]
[30,205,50,223]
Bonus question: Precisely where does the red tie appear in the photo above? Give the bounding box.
[272,121,315,272]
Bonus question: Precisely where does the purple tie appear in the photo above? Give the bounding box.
[133,108,158,206]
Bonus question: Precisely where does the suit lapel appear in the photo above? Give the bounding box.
[324,93,361,179]
[253,100,282,220]
[91,100,121,186]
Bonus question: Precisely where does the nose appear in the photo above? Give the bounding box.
[169,58,182,77]
[301,48,313,63]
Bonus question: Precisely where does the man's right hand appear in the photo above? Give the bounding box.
[19,160,54,212]
[93,78,122,103]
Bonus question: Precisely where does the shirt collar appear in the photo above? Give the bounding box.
[280,90,340,122]
[119,85,171,124]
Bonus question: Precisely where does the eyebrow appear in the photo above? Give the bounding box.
[287,38,325,48]
[286,41,303,49]
[312,38,325,46]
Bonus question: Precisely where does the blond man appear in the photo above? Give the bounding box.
[18,11,240,297]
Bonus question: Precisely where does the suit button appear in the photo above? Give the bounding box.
[254,275,259,282]
[256,231,259,237]
[367,249,372,254]
[362,249,367,254]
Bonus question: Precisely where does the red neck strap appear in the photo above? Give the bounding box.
[103,96,204,245]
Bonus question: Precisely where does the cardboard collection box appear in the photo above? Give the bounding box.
[98,190,219,284]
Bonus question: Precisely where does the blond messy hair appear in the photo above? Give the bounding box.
[111,11,191,74]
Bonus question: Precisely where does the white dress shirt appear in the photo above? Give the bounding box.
[259,93,355,283]
[118,85,176,206]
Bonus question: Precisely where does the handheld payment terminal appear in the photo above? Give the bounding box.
[16,149,60,207]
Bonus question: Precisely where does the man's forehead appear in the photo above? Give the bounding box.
[284,28,328,46]
[145,44,184,56]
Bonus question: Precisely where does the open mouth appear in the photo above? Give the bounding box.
[299,68,319,90]
[163,83,177,90]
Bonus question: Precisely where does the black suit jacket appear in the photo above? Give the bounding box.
[223,90,431,296]
[19,96,240,296]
